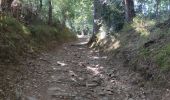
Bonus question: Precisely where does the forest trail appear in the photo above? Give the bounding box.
[21,37,167,100]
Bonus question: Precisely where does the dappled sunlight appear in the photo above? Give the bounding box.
[98,26,107,40]
[132,17,156,37]
[74,36,90,45]
[88,50,99,55]
[57,61,67,66]
[109,36,121,50]
[101,56,107,59]
[87,66,100,75]
[134,26,151,37]
[78,47,85,50]
[88,56,108,60]
[106,40,120,51]
[2,0,169,99]
[90,56,100,60]
[86,64,104,76]
[99,39,108,46]
[22,25,30,35]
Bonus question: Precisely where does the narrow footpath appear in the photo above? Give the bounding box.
[20,38,169,100]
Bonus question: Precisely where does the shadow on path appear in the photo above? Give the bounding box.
[20,37,165,100]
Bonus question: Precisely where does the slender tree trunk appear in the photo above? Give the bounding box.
[48,0,52,25]
[0,0,2,12]
[124,0,135,22]
[88,0,105,45]
[93,0,104,34]
[155,0,160,18]
[88,0,100,45]
[169,0,170,15]
[7,0,13,11]
[93,0,96,34]
[39,0,42,10]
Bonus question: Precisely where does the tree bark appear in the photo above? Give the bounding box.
[93,0,104,34]
[48,0,52,25]
[7,0,13,11]
[0,0,2,12]
[155,0,160,18]
[88,0,104,45]
[124,0,135,22]
[39,0,42,10]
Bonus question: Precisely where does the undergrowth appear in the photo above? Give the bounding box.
[0,16,76,63]
[91,16,170,81]
[154,44,170,71]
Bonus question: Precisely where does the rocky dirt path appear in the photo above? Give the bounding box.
[19,38,169,100]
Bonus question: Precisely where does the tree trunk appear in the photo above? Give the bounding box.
[93,0,103,34]
[0,0,2,12]
[88,0,106,45]
[155,0,160,18]
[39,0,42,10]
[124,0,135,22]
[7,0,13,11]
[88,0,102,45]
[48,0,52,25]
[169,0,170,15]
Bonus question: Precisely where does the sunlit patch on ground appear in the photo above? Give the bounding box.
[86,64,104,76]
[87,66,100,75]
[88,56,108,60]
[57,61,67,66]
[78,47,85,50]
[88,50,99,55]
[107,40,120,51]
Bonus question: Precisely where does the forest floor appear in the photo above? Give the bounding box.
[8,37,170,100]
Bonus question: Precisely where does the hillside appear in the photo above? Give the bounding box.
[0,15,76,99]
[0,16,76,63]
[89,17,170,90]
[1,0,170,99]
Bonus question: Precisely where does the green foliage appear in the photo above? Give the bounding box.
[52,0,93,33]
[121,22,133,32]
[29,24,76,43]
[0,16,30,36]
[102,0,124,32]
[21,0,93,33]
[29,25,57,43]
[0,16,31,62]
[122,17,156,38]
[155,44,170,71]
[0,16,76,62]
[140,48,150,57]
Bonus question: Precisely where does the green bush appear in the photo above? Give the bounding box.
[0,16,30,36]
[29,25,76,43]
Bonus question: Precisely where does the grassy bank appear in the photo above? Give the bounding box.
[89,17,170,86]
[0,16,76,63]
[0,16,76,99]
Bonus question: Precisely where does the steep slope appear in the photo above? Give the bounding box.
[0,16,76,99]
[89,17,170,91]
